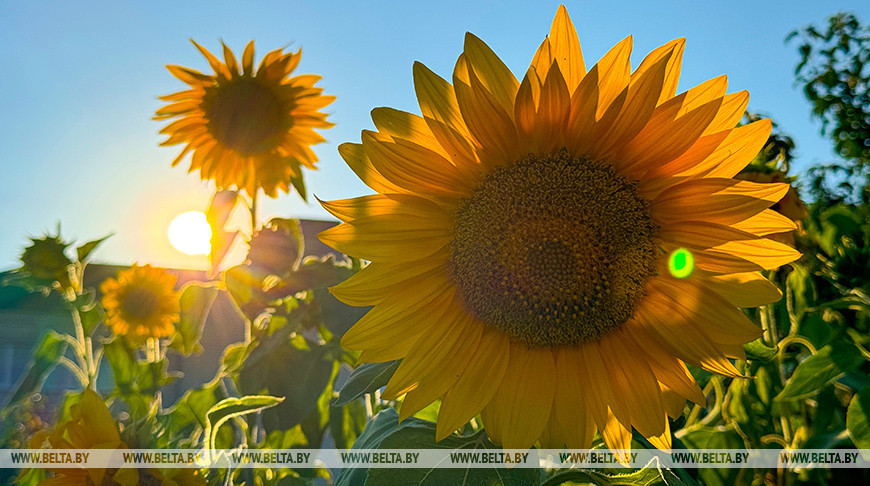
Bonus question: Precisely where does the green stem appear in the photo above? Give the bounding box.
[57,356,88,387]
[148,337,163,412]
[249,189,259,234]
[70,305,96,389]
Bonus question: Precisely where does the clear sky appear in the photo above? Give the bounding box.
[1,0,868,271]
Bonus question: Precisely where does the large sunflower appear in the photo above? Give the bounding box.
[101,265,181,340]
[320,6,801,451]
[156,40,334,197]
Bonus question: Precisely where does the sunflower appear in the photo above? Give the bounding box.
[156,40,334,197]
[19,233,74,289]
[33,389,138,486]
[320,6,802,451]
[101,265,181,340]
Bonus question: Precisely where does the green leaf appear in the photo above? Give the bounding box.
[159,381,224,447]
[224,264,272,320]
[847,386,870,455]
[542,458,689,486]
[172,282,221,356]
[329,399,367,449]
[76,233,112,263]
[336,408,540,486]
[103,338,138,393]
[334,360,400,407]
[0,331,68,410]
[75,294,105,337]
[204,395,284,451]
[775,341,863,402]
[240,340,335,432]
[743,339,778,362]
[678,426,743,486]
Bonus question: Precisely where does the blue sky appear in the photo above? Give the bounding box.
[1,0,868,270]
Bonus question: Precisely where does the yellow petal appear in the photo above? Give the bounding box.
[190,39,232,79]
[597,331,666,438]
[341,283,454,351]
[362,131,471,197]
[398,319,485,423]
[413,62,470,137]
[731,209,798,236]
[553,349,596,449]
[338,142,406,195]
[578,340,630,430]
[454,55,520,165]
[548,4,586,91]
[617,98,721,178]
[654,276,763,345]
[317,211,452,263]
[221,41,240,75]
[652,178,789,226]
[530,38,554,82]
[565,65,600,155]
[703,90,749,135]
[371,107,441,152]
[514,68,540,142]
[242,40,255,76]
[700,119,774,178]
[659,221,802,270]
[596,49,673,159]
[593,36,633,119]
[463,33,519,116]
[647,420,673,451]
[631,38,685,105]
[481,344,555,449]
[383,306,481,400]
[601,409,633,453]
[437,328,510,440]
[165,65,213,86]
[633,286,743,377]
[329,252,449,306]
[644,131,730,183]
[700,271,783,308]
[535,62,571,152]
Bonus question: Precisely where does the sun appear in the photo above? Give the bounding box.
[168,211,211,256]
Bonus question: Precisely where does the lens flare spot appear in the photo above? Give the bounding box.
[668,248,694,279]
[168,211,211,256]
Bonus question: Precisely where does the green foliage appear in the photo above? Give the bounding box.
[0,331,68,412]
[847,386,870,452]
[171,282,221,356]
[775,342,863,402]
[337,408,541,486]
[204,395,284,451]
[334,360,400,407]
[790,12,870,203]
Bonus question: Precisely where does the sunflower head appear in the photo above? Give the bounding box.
[320,5,801,452]
[101,265,181,340]
[246,218,303,276]
[156,40,335,198]
[18,233,74,289]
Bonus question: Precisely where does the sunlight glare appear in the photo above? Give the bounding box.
[168,211,211,256]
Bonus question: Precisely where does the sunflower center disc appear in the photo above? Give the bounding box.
[121,286,160,320]
[205,78,286,155]
[450,152,659,347]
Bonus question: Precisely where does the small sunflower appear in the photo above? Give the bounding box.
[34,389,138,486]
[320,6,801,451]
[156,40,335,197]
[19,233,73,289]
[101,265,181,340]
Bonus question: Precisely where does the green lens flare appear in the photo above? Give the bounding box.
[668,248,694,279]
